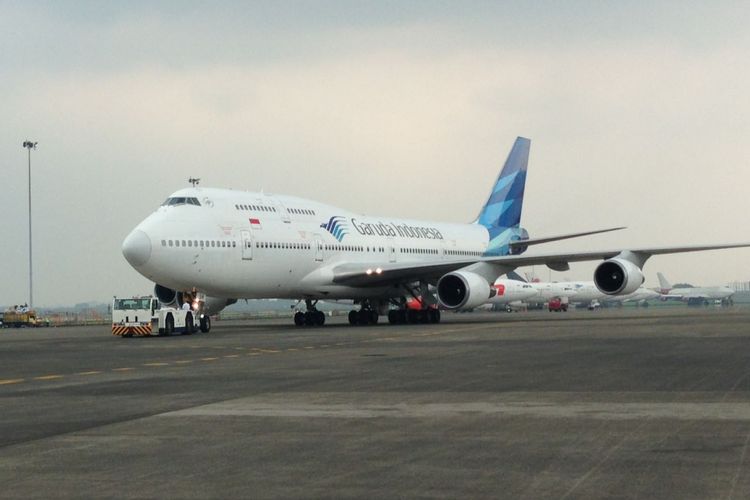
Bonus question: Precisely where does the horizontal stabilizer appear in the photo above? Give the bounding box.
[508,226,626,251]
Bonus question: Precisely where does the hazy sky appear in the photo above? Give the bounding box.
[2,1,750,307]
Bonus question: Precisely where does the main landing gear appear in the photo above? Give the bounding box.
[348,301,380,326]
[387,282,441,324]
[294,299,326,327]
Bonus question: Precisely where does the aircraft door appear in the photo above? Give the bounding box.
[273,198,291,223]
[389,244,397,263]
[241,230,253,260]
[313,234,324,262]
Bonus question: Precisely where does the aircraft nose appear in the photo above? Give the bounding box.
[122,229,152,267]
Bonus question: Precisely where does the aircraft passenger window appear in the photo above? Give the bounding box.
[168,240,173,247]
[161,240,166,246]
[233,241,236,247]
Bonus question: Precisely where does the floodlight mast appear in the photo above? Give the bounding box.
[22,140,37,309]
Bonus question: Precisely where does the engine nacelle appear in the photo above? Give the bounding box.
[154,284,182,308]
[153,284,236,315]
[437,271,496,310]
[594,258,645,295]
[202,296,237,315]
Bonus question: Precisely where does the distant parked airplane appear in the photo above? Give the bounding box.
[657,272,735,306]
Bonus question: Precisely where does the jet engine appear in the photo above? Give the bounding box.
[594,258,644,295]
[153,284,236,315]
[154,284,182,308]
[202,296,237,315]
[437,271,496,310]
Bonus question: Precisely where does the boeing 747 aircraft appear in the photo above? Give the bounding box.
[657,272,735,306]
[122,137,749,329]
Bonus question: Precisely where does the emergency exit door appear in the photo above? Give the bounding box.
[241,230,253,260]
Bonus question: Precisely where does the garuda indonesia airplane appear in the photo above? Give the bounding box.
[122,137,748,329]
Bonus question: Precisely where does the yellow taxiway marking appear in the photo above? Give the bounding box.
[303,346,315,350]
[77,371,102,376]
[112,367,134,372]
[286,348,299,352]
[247,352,261,356]
[0,379,25,385]
[34,375,64,381]
[143,362,169,367]
[259,349,280,353]
[201,357,219,361]
[224,354,240,359]
[174,360,193,364]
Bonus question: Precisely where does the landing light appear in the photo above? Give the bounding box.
[375,268,383,274]
[366,269,373,275]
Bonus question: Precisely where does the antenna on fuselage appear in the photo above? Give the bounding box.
[188,177,201,187]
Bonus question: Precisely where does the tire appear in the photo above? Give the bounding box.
[315,311,325,326]
[163,314,174,336]
[294,312,305,326]
[348,310,358,325]
[183,313,194,335]
[407,309,419,324]
[388,310,398,324]
[428,309,440,323]
[304,312,315,326]
[370,310,379,325]
[200,315,211,333]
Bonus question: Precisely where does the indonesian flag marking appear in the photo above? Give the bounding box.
[249,218,262,229]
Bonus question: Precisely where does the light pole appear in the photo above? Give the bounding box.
[22,140,37,309]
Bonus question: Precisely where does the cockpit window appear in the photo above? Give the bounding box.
[161,197,201,207]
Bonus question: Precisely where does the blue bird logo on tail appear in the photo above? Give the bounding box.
[476,137,531,256]
[320,216,349,242]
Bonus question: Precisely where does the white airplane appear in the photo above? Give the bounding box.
[657,272,735,305]
[487,279,539,307]
[602,285,660,306]
[121,137,750,329]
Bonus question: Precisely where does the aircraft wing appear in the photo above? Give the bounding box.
[330,242,750,287]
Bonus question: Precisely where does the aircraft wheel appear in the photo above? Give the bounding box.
[200,315,211,333]
[348,310,358,325]
[294,312,305,326]
[370,310,379,325]
[315,311,325,326]
[304,312,316,326]
[407,309,419,324]
[356,310,368,325]
[428,309,440,323]
[388,310,398,324]
[398,310,407,324]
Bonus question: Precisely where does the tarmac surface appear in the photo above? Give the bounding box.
[1,307,750,499]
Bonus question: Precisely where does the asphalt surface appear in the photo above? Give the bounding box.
[1,307,750,499]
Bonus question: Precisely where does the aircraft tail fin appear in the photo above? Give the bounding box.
[657,272,672,293]
[476,137,529,230]
[476,137,530,255]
